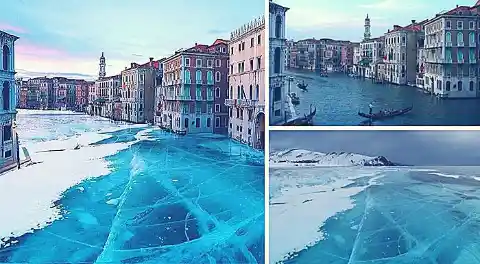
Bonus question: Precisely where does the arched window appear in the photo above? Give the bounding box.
[446,81,451,91]
[469,32,475,44]
[185,118,189,128]
[215,71,221,82]
[249,85,253,99]
[3,81,9,111]
[255,85,259,100]
[457,32,464,44]
[274,47,281,74]
[446,32,452,43]
[229,86,233,99]
[3,45,9,71]
[241,85,244,99]
[275,15,282,38]
[207,71,213,83]
[458,81,463,91]
[470,81,474,91]
[196,70,202,83]
[215,87,220,98]
[184,70,191,83]
[237,86,241,99]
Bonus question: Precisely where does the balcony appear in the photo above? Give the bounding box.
[207,79,214,85]
[445,41,452,47]
[458,58,465,64]
[458,42,465,47]
[470,58,477,63]
[196,80,203,85]
[207,94,214,101]
[184,79,191,85]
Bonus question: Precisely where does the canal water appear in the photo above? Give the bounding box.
[0,110,265,264]
[287,69,480,126]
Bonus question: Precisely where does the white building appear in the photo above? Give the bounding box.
[269,0,289,125]
[0,30,19,173]
[226,16,265,149]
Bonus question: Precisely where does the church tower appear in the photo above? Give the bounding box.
[99,52,106,79]
[364,14,371,41]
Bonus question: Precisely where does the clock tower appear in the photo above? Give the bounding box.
[99,52,106,79]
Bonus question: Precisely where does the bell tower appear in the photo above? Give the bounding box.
[364,14,371,41]
[99,52,106,78]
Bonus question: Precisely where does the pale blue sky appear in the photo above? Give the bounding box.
[1,0,264,79]
[276,0,479,41]
[270,131,480,166]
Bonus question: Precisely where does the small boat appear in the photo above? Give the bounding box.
[358,106,413,120]
[283,105,316,126]
[290,93,300,105]
[297,81,308,91]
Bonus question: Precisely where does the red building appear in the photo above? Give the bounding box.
[75,81,91,112]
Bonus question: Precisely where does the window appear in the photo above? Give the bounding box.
[215,117,220,128]
[255,85,259,100]
[215,59,221,67]
[196,70,202,84]
[215,87,220,98]
[230,65,234,75]
[470,21,475,30]
[446,81,451,91]
[275,15,282,38]
[250,59,254,71]
[458,50,464,62]
[185,58,191,67]
[470,81,474,91]
[3,125,11,141]
[196,59,202,67]
[274,86,281,102]
[249,85,253,99]
[207,71,213,84]
[242,42,245,50]
[2,45,9,71]
[250,37,254,47]
[196,118,200,127]
[231,47,234,55]
[207,118,211,127]
[257,57,261,69]
[446,21,451,29]
[185,70,191,83]
[458,32,464,45]
[274,47,281,73]
[207,59,213,68]
[458,21,463,30]
[215,71,221,82]
[215,104,220,112]
[470,32,475,44]
[446,32,452,43]
[258,35,261,45]
[4,150,11,158]
[458,81,463,91]
[2,81,10,111]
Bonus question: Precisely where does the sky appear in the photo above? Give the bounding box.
[270,130,480,166]
[276,0,479,42]
[2,0,264,80]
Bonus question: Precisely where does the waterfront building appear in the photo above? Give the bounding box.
[424,4,480,98]
[227,16,265,148]
[294,39,321,71]
[39,77,54,109]
[25,78,41,109]
[153,59,165,126]
[75,81,90,112]
[93,75,120,117]
[416,33,426,88]
[0,30,19,172]
[353,45,362,74]
[359,36,384,79]
[383,20,425,85]
[14,78,25,108]
[159,39,229,134]
[120,58,158,123]
[269,0,289,126]
[341,43,356,73]
[285,40,294,70]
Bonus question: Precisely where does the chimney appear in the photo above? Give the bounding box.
[457,5,459,7]
[149,57,154,67]
[411,20,416,24]
[131,63,135,68]
[195,43,198,46]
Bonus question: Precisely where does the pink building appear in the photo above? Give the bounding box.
[226,15,265,149]
[159,40,229,134]
[340,43,357,72]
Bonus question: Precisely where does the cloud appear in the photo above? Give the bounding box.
[0,22,27,34]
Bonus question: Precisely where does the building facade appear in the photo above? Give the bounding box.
[269,0,289,125]
[159,40,228,134]
[120,59,158,123]
[227,16,265,148]
[0,30,19,171]
[424,5,480,98]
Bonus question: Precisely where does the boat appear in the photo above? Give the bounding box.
[297,81,308,91]
[290,93,300,105]
[283,105,316,126]
[358,106,413,120]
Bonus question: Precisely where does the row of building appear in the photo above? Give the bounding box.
[352,1,480,98]
[85,16,266,149]
[285,38,358,73]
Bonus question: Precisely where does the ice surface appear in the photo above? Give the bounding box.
[270,166,480,263]
[0,111,265,263]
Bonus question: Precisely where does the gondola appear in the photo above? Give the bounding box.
[297,81,308,91]
[358,106,413,120]
[283,105,316,126]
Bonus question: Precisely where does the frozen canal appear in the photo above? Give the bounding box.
[0,110,265,263]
